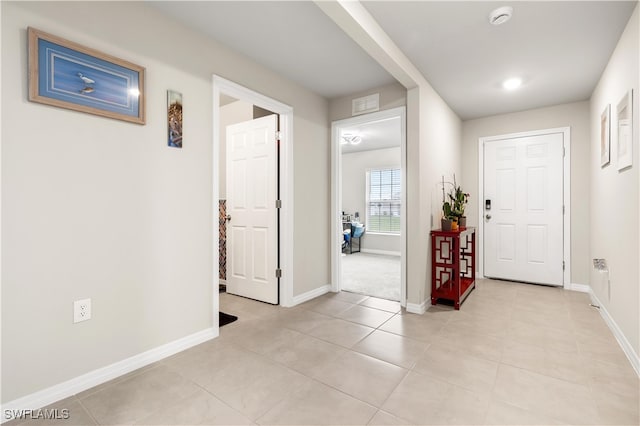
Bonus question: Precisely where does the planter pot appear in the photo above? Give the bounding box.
[451,219,459,231]
[441,218,452,231]
[459,216,467,228]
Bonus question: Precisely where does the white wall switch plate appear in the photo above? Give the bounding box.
[73,298,91,323]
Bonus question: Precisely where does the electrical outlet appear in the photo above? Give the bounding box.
[73,298,91,323]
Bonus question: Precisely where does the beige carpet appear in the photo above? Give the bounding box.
[341,252,401,301]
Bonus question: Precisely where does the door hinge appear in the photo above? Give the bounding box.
[275,199,282,209]
[563,147,566,157]
[275,131,281,140]
[563,261,565,270]
[563,205,565,214]
[275,268,282,279]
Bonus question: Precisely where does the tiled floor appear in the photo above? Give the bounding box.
[10,279,640,425]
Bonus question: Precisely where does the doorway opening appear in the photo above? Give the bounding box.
[477,127,571,289]
[331,107,407,305]
[212,76,295,330]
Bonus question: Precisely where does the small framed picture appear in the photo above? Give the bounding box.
[167,91,183,148]
[600,104,610,167]
[616,90,633,171]
[28,27,145,124]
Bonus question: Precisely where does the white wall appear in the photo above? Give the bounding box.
[461,101,591,285]
[589,5,639,358]
[341,147,401,253]
[408,85,462,307]
[1,1,329,403]
[219,100,253,198]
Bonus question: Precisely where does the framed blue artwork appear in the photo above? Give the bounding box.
[28,27,145,124]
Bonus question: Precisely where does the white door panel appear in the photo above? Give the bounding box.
[226,114,278,304]
[484,133,563,286]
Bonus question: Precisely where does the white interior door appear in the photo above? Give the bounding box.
[226,114,278,304]
[483,132,564,286]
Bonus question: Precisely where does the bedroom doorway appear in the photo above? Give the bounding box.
[331,107,406,304]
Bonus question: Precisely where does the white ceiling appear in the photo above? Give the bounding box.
[151,1,637,120]
[150,1,395,98]
[362,1,638,119]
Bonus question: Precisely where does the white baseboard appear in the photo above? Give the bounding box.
[570,282,590,293]
[292,284,331,306]
[589,290,640,378]
[360,249,401,257]
[1,328,217,423]
[406,300,427,314]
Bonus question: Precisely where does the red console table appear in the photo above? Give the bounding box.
[430,227,476,310]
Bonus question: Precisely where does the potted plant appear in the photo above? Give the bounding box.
[440,174,470,230]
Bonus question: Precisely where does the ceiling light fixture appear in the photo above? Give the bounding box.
[489,6,513,26]
[342,134,362,145]
[502,77,522,90]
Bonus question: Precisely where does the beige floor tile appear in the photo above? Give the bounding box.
[359,297,402,313]
[510,304,573,330]
[492,364,601,425]
[447,312,509,337]
[197,350,311,420]
[413,344,499,393]
[337,304,396,328]
[378,313,445,342]
[79,364,201,425]
[382,371,489,425]
[6,397,97,426]
[506,319,578,353]
[303,297,355,316]
[576,333,631,366]
[273,308,333,333]
[325,290,370,304]
[483,399,565,425]
[434,324,504,362]
[592,388,640,425]
[501,340,590,385]
[456,295,512,320]
[230,324,303,356]
[312,351,408,407]
[75,363,162,400]
[308,318,374,348]
[352,329,428,369]
[367,410,411,425]
[265,334,347,376]
[256,380,377,425]
[135,387,253,425]
[586,358,640,399]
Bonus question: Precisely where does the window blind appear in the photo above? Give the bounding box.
[367,168,401,234]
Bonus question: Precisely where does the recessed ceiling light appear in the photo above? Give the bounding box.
[503,78,522,90]
[489,6,513,26]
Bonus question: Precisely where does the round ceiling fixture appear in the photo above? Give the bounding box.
[489,6,513,26]
[503,77,522,90]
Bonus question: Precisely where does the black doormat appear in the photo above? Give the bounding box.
[219,311,238,327]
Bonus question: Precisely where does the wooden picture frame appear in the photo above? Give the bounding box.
[616,90,633,171]
[600,104,610,167]
[28,27,145,124]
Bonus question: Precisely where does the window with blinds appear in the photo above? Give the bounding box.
[366,168,401,234]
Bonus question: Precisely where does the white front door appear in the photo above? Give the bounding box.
[226,115,278,304]
[483,132,564,286]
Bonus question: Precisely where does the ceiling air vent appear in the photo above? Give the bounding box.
[352,93,380,116]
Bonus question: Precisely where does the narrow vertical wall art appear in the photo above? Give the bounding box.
[167,90,183,148]
[600,104,610,167]
[616,90,633,170]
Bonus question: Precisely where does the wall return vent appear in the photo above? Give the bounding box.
[352,93,380,116]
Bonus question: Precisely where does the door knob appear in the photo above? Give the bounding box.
[485,214,492,220]
[226,215,232,222]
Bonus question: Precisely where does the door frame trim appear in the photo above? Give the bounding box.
[477,127,571,289]
[212,75,295,322]
[330,106,407,306]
